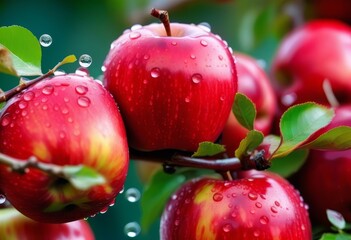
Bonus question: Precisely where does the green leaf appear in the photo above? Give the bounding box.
[0,25,42,76]
[232,93,256,130]
[140,168,215,232]
[62,165,106,191]
[301,126,351,150]
[235,130,264,159]
[320,233,351,240]
[261,134,281,158]
[273,103,334,158]
[269,149,308,177]
[141,170,186,232]
[192,142,226,158]
[327,209,346,230]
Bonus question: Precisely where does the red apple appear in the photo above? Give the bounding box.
[271,20,351,114]
[0,73,129,223]
[0,207,95,240]
[160,170,312,239]
[103,20,237,152]
[221,53,277,156]
[307,0,351,23]
[292,104,351,225]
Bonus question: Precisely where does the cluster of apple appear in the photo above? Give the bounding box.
[0,7,351,240]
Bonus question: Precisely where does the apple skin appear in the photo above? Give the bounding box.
[307,0,351,24]
[160,170,312,240]
[0,74,129,223]
[221,53,277,157]
[103,23,237,152]
[0,207,95,240]
[271,20,351,114]
[292,105,351,225]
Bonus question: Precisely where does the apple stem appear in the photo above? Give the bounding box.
[150,8,172,37]
[130,149,270,172]
[0,152,66,179]
[323,79,340,108]
[0,55,75,104]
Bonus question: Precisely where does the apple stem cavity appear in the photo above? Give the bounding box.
[151,8,172,37]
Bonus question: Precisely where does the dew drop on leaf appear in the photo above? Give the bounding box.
[39,34,52,47]
[124,222,141,238]
[79,54,92,68]
[125,188,141,203]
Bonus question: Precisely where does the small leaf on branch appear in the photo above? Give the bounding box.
[0,25,42,76]
[232,93,256,130]
[192,141,226,157]
[235,130,264,159]
[273,102,334,158]
[301,126,351,150]
[52,54,77,72]
[62,165,106,191]
[269,149,308,177]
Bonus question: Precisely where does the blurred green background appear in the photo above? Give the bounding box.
[0,0,334,239]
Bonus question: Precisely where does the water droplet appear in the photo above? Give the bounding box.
[42,85,54,95]
[75,67,89,76]
[109,199,116,207]
[253,231,260,237]
[129,31,141,40]
[100,206,109,214]
[79,54,92,68]
[222,223,232,233]
[61,107,69,115]
[42,105,48,111]
[59,131,65,139]
[0,194,6,205]
[75,85,88,95]
[200,40,208,47]
[131,24,142,31]
[0,114,10,127]
[21,110,28,117]
[119,185,125,194]
[259,216,269,225]
[255,202,262,208]
[18,101,27,109]
[191,73,202,84]
[248,192,258,201]
[67,117,73,123]
[23,91,34,101]
[63,97,69,103]
[218,55,224,61]
[54,69,65,76]
[213,192,223,202]
[150,67,160,78]
[39,34,52,47]
[281,93,297,106]
[143,79,148,84]
[143,54,150,60]
[231,212,237,218]
[274,201,280,207]
[171,41,177,46]
[198,22,211,32]
[301,224,306,231]
[77,96,91,108]
[101,66,106,72]
[124,222,141,238]
[125,188,141,203]
[271,206,278,214]
[220,96,225,102]
[174,219,180,226]
[184,97,191,103]
[190,54,196,59]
